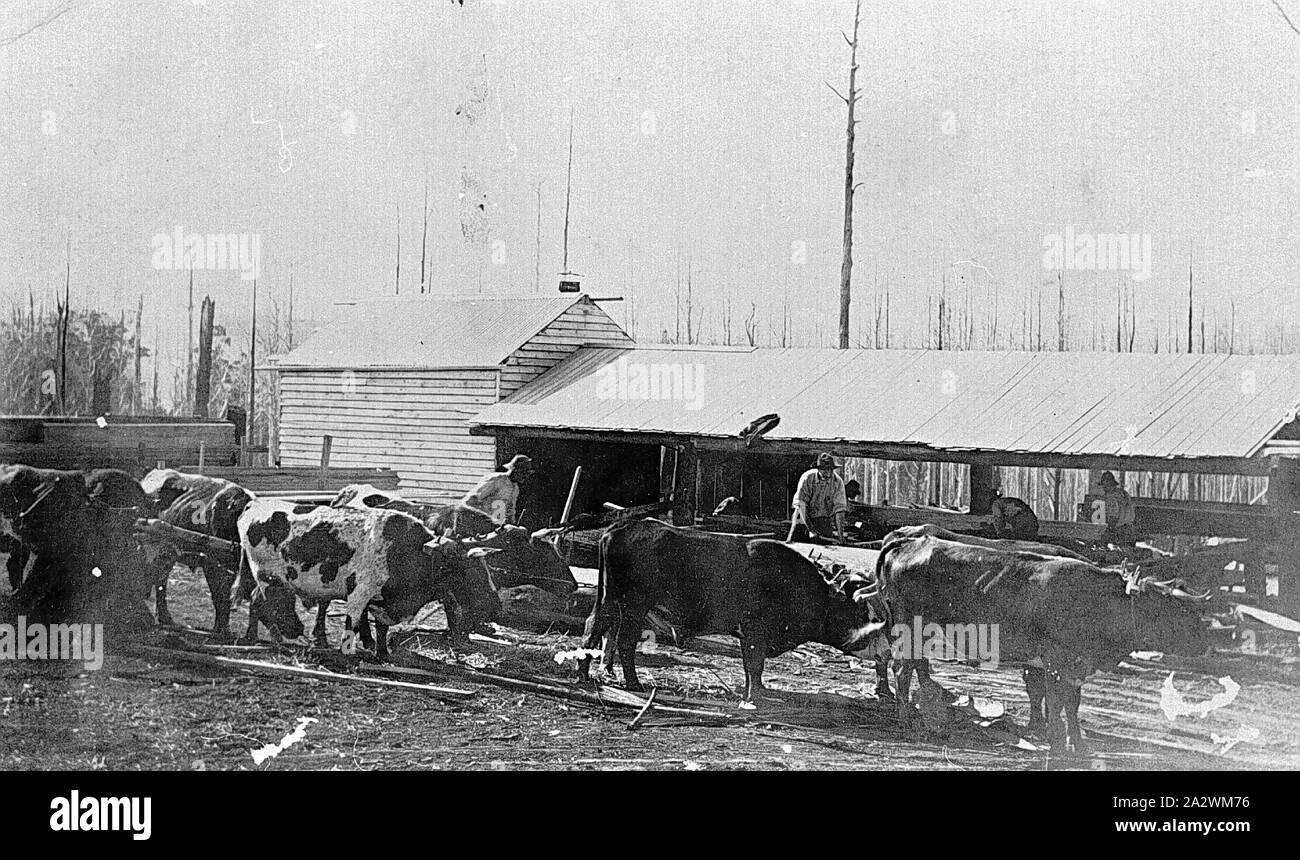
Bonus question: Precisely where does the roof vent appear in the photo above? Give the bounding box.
[559,272,582,293]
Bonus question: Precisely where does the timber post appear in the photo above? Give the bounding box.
[672,442,699,526]
[317,434,333,491]
[968,464,997,514]
[1268,456,1300,612]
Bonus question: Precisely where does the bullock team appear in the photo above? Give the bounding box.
[0,461,1218,753]
[578,518,1213,752]
[0,465,542,651]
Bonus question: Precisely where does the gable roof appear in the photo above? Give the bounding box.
[472,346,1300,466]
[276,294,605,370]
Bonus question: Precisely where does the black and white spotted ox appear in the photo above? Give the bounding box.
[236,500,498,659]
[140,468,255,641]
[331,484,440,524]
[332,484,540,614]
[330,483,500,539]
[577,518,888,707]
[0,465,148,622]
[874,534,1211,751]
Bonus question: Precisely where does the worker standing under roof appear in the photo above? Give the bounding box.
[786,452,848,545]
[452,454,533,536]
[1097,471,1137,546]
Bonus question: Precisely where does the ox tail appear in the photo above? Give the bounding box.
[594,530,609,621]
[874,537,906,585]
[231,543,252,608]
[875,535,923,597]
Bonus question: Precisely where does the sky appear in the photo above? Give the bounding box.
[1,0,1297,379]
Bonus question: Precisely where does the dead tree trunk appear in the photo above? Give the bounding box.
[57,237,71,415]
[830,0,863,350]
[132,294,143,415]
[419,179,429,294]
[187,268,195,413]
[247,280,257,460]
[194,296,215,418]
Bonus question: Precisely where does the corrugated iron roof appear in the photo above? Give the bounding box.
[472,347,1300,461]
[276,294,590,369]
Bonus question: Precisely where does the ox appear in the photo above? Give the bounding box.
[140,468,255,641]
[990,496,1039,541]
[330,485,500,539]
[331,484,444,525]
[332,486,574,607]
[875,534,1210,751]
[576,518,887,707]
[236,500,498,659]
[461,524,578,599]
[0,465,148,623]
[882,523,1091,562]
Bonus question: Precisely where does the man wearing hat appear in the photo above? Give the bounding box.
[1097,471,1137,545]
[786,452,849,544]
[456,454,534,534]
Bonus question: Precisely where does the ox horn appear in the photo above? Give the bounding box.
[1121,565,1142,595]
[851,583,883,601]
[1170,586,1212,602]
[18,479,69,521]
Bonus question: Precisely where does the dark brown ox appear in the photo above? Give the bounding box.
[875,535,1210,752]
[0,465,148,624]
[577,518,886,707]
[467,524,578,598]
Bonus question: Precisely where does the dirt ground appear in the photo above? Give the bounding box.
[2,567,1299,771]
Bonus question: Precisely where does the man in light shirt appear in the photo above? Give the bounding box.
[786,452,848,544]
[455,454,533,535]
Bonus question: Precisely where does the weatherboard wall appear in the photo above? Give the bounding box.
[273,298,632,498]
[498,300,634,397]
[276,368,499,498]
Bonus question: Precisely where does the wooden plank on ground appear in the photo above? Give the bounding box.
[130,645,476,701]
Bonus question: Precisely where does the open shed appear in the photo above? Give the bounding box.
[471,345,1300,607]
[271,294,631,499]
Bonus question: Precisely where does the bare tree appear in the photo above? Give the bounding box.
[0,1,80,48]
[419,179,430,294]
[1271,0,1300,36]
[132,293,143,415]
[535,182,543,291]
[287,263,295,349]
[186,268,194,411]
[828,0,863,349]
